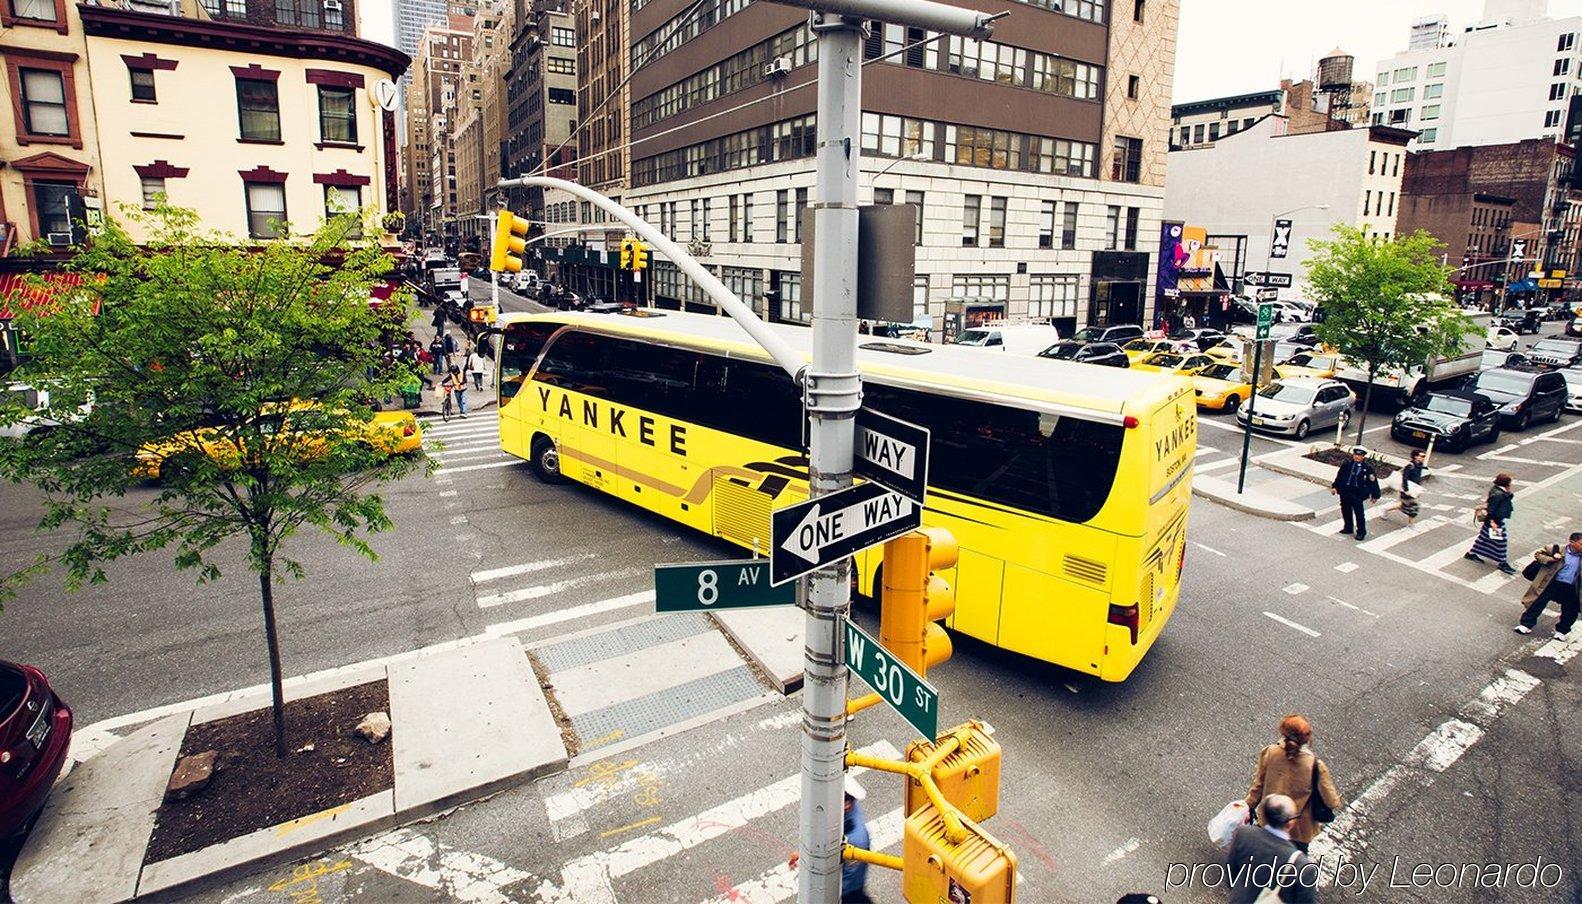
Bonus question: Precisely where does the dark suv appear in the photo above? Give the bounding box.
[1463,367,1569,429]
[1038,341,1129,367]
[1068,324,1145,345]
[1526,337,1582,370]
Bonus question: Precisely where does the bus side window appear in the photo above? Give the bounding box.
[500,322,558,400]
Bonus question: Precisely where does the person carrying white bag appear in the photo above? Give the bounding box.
[1208,799,1250,850]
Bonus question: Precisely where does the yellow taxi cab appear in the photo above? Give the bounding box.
[1121,338,1184,364]
[1191,361,1254,413]
[134,403,422,480]
[1275,349,1342,380]
[1131,351,1216,376]
[1204,337,1243,363]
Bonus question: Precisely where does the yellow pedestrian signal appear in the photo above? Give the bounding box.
[631,240,649,270]
[904,721,1001,823]
[490,210,531,273]
[881,527,958,675]
[619,237,635,270]
[903,803,1017,904]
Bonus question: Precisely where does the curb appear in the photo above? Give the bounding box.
[1254,445,1400,497]
[1192,474,1317,522]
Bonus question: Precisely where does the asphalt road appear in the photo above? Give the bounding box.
[1,295,1577,902]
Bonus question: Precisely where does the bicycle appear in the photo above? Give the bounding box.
[440,384,454,422]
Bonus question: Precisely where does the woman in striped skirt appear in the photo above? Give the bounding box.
[1465,473,1517,575]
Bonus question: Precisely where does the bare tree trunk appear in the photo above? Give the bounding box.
[258,562,288,758]
[1355,365,1376,445]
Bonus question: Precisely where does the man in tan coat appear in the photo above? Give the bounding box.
[1246,715,1345,852]
[1516,532,1582,640]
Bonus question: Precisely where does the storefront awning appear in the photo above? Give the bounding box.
[0,271,87,319]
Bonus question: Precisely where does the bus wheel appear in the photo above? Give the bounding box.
[530,435,566,484]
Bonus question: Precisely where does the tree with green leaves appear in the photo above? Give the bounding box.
[0,206,426,756]
[1306,225,1476,443]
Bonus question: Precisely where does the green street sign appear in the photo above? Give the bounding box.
[1255,302,1274,340]
[654,559,797,612]
[844,619,938,739]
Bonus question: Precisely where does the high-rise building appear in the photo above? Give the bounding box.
[1409,14,1451,51]
[402,13,473,238]
[452,0,512,244]
[617,0,1178,334]
[393,0,474,78]
[504,0,578,224]
[1373,0,1582,149]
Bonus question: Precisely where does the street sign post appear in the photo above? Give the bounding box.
[844,618,939,739]
[1244,272,1293,288]
[770,482,922,585]
[1270,218,1292,259]
[654,559,797,612]
[854,408,930,503]
[1255,301,1274,340]
[1237,302,1275,494]
[1254,287,1278,302]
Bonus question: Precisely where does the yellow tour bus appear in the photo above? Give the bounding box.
[493,309,1195,681]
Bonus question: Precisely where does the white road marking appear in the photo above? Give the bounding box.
[1357,517,1447,553]
[476,568,645,609]
[699,808,905,904]
[1544,516,1571,530]
[1262,611,1320,637]
[1196,417,1302,447]
[423,427,502,443]
[1484,453,1572,467]
[472,554,598,584]
[1479,443,1521,459]
[1195,458,1240,473]
[429,444,510,459]
[439,490,458,498]
[485,590,657,636]
[437,459,523,475]
[1334,562,1358,573]
[352,829,536,904]
[1193,542,1227,557]
[533,741,902,904]
[450,515,469,525]
[1326,595,1378,618]
[1102,836,1142,866]
[1281,582,1309,595]
[1469,568,1517,595]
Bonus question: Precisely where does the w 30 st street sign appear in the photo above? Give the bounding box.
[770,482,921,585]
[845,619,938,739]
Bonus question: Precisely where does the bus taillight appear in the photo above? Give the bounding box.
[1123,415,1139,429]
[1108,603,1140,645]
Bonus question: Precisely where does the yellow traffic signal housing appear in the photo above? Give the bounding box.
[619,238,635,269]
[881,527,958,674]
[490,210,531,273]
[468,304,497,325]
[903,802,1017,904]
[631,240,649,270]
[904,721,1001,823]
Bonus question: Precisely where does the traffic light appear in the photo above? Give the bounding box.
[904,721,1001,823]
[903,802,1017,903]
[490,210,531,273]
[631,240,649,270]
[881,527,958,675]
[619,237,635,270]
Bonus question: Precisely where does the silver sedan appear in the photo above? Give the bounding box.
[1236,378,1356,439]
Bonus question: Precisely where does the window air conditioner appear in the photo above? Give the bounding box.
[763,56,791,78]
[590,7,599,21]
[324,0,342,10]
[47,233,72,247]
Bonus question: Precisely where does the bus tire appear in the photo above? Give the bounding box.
[530,435,566,484]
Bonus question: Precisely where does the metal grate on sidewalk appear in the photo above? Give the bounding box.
[533,612,713,673]
[570,666,769,754]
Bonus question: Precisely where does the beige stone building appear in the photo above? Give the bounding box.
[401,12,471,239]
[451,0,511,243]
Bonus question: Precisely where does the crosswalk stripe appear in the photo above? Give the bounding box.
[420,414,500,428]
[432,449,511,464]
[1195,457,1239,473]
[352,829,534,904]
[533,740,903,904]
[485,590,656,637]
[476,567,645,609]
[1356,516,1448,552]
[700,807,906,904]
[424,426,502,442]
[473,554,598,584]
[438,459,522,475]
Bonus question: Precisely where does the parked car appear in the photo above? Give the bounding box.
[1037,341,1130,368]
[1391,391,1502,451]
[1121,337,1187,364]
[1168,328,1230,352]
[1,383,92,441]
[1560,368,1582,413]
[1462,366,1569,429]
[1270,300,1309,322]
[1191,362,1254,413]
[1131,351,1216,376]
[1543,299,1577,321]
[1236,378,1355,439]
[954,323,1062,355]
[1486,326,1521,351]
[1275,350,1343,380]
[1480,349,1531,370]
[133,402,423,480]
[1567,315,1582,338]
[0,659,73,838]
[1498,307,1544,334]
[1068,323,1145,345]
[1525,336,1582,369]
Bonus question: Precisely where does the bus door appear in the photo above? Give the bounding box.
[535,330,617,488]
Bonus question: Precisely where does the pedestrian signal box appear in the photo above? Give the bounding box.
[904,721,1000,824]
[903,802,1017,904]
[881,527,958,674]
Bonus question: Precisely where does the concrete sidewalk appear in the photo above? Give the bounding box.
[11,637,565,903]
[1193,443,1415,521]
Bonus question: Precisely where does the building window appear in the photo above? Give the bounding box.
[324,0,342,27]
[140,176,165,209]
[949,274,1009,302]
[702,197,711,241]
[244,182,286,238]
[1545,109,1564,128]
[1178,125,1189,146]
[1363,190,1371,216]
[548,57,575,74]
[1193,123,1205,144]
[1387,191,1395,216]
[1389,108,1409,125]
[1126,75,1139,100]
[1392,66,1417,82]
[743,193,753,242]
[129,68,157,103]
[19,68,68,136]
[1368,150,1376,174]
[860,112,936,159]
[728,194,739,243]
[1557,58,1572,76]
[1560,32,1575,52]
[794,187,807,242]
[1551,83,1568,102]
[1393,153,1400,176]
[988,196,1006,247]
[1421,104,1440,121]
[1373,91,1386,106]
[1061,202,1078,249]
[1424,83,1443,99]
[324,185,361,238]
[776,189,789,242]
[1427,61,1446,77]
[274,0,321,27]
[1028,274,1078,319]
[548,87,576,104]
[1105,205,1120,249]
[236,78,281,141]
[1208,122,1220,140]
[1038,200,1056,248]
[1111,136,1142,183]
[690,199,699,239]
[1133,0,1143,22]
[10,0,56,20]
[552,26,576,46]
[777,272,806,323]
[1390,87,1414,103]
[318,85,356,143]
[912,275,929,322]
[962,194,980,246]
[1376,71,1389,86]
[1123,206,1139,251]
[33,180,74,236]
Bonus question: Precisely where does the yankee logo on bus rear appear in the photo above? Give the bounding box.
[534,385,689,455]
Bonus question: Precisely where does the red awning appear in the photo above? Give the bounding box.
[0,271,88,319]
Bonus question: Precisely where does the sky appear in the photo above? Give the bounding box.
[359,0,395,48]
[1174,0,1582,102]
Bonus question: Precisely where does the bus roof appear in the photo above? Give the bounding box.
[499,309,1185,423]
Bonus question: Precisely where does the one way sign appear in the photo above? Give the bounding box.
[854,408,930,503]
[770,482,922,585]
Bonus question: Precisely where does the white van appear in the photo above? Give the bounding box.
[953,323,1062,355]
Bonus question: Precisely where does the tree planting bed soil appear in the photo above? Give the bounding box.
[1305,446,1398,480]
[143,679,392,863]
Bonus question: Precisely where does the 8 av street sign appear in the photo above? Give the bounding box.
[770,482,921,585]
[845,619,938,739]
[654,560,796,612]
[854,408,930,503]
